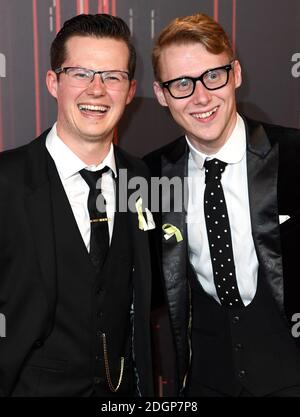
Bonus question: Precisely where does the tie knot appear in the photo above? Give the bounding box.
[204,158,227,183]
[79,166,110,190]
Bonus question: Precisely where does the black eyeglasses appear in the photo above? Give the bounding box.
[55,67,130,90]
[160,62,234,99]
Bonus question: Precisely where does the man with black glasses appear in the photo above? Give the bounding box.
[0,14,153,397]
[144,13,300,397]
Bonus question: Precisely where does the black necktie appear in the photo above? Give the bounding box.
[204,158,244,308]
[80,166,110,271]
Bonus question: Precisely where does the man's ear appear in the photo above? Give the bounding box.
[233,60,242,89]
[46,70,58,99]
[125,79,137,105]
[153,81,168,107]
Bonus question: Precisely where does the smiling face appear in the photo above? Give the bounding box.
[154,43,242,154]
[46,35,136,150]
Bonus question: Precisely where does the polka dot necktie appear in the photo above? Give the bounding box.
[204,158,244,308]
[80,166,110,271]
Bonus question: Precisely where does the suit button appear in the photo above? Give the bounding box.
[232,316,240,324]
[94,377,102,384]
[96,330,103,337]
[34,339,43,348]
[96,287,104,294]
[235,343,243,351]
[95,355,102,361]
[91,256,100,267]
[238,370,246,379]
[96,311,103,319]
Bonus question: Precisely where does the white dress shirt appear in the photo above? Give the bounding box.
[46,123,116,251]
[186,114,259,306]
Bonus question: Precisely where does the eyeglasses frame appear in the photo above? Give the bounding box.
[160,62,234,99]
[54,67,132,85]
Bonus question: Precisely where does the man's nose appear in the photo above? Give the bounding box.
[86,73,106,94]
[192,80,212,105]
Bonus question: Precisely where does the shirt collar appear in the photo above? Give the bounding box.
[45,123,117,180]
[186,113,246,170]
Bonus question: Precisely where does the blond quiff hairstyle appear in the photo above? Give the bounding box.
[152,13,234,80]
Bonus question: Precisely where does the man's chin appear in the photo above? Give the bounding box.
[81,132,113,145]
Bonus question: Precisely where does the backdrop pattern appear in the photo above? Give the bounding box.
[0,0,299,154]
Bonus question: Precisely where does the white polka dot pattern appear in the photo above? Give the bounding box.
[204,158,243,308]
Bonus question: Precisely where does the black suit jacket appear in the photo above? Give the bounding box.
[0,130,153,396]
[144,116,300,391]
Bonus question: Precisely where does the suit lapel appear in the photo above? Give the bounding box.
[24,133,57,336]
[112,145,151,279]
[161,138,189,297]
[103,147,133,270]
[245,118,284,314]
[160,138,191,382]
[46,153,97,280]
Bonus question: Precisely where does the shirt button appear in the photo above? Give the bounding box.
[96,311,103,319]
[238,370,246,379]
[232,316,240,324]
[95,355,102,361]
[96,287,103,295]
